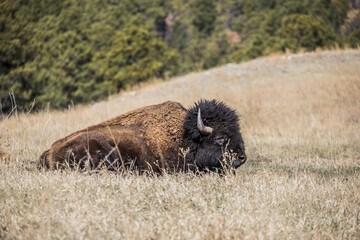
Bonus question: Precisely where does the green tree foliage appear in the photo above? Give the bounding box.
[105,26,179,88]
[278,14,338,51]
[0,0,357,115]
[169,20,188,53]
[190,0,218,36]
[228,33,269,63]
[0,0,179,113]
[203,31,237,69]
[347,29,360,47]
[308,0,349,31]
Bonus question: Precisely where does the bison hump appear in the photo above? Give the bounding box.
[96,101,187,161]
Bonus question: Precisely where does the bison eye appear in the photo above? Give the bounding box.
[214,136,227,146]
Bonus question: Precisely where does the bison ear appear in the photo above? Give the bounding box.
[197,108,213,135]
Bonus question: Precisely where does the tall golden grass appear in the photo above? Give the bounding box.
[0,49,359,239]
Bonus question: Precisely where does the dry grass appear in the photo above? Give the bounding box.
[1,49,360,239]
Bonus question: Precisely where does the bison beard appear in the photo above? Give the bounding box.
[39,100,246,173]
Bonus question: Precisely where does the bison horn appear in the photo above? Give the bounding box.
[197,108,213,135]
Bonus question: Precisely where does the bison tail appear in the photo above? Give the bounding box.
[38,150,50,170]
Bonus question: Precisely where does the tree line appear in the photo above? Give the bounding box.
[1,0,359,115]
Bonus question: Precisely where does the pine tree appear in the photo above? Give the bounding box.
[190,0,218,36]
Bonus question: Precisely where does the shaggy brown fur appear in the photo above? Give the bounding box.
[39,101,187,173]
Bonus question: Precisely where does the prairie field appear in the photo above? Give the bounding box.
[1,50,360,239]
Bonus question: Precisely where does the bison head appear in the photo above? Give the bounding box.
[184,100,246,173]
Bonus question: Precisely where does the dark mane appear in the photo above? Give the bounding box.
[184,99,240,142]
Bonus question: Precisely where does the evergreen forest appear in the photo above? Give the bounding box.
[1,0,359,115]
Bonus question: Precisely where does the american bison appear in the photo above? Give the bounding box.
[39,100,246,173]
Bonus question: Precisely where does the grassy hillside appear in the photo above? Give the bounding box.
[1,49,360,239]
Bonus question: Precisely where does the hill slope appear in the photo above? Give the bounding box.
[0,50,360,239]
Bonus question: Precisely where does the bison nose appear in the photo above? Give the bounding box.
[232,160,242,168]
[232,154,247,168]
[239,154,247,163]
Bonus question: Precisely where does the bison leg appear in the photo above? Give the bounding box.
[40,127,153,172]
[74,132,124,170]
[42,132,120,170]
[38,150,50,169]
